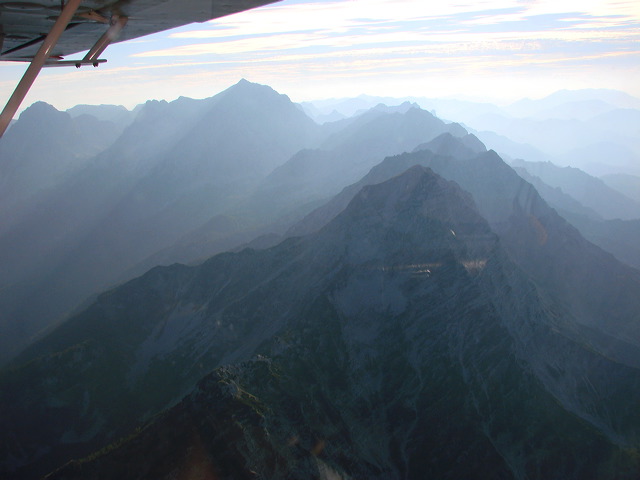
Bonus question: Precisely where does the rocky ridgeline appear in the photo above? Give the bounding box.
[4,163,640,480]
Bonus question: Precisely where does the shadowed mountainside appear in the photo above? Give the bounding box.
[6,167,640,480]
[510,159,640,220]
[290,134,640,357]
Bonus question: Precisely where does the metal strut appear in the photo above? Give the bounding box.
[39,14,127,68]
[0,0,83,138]
[79,15,127,67]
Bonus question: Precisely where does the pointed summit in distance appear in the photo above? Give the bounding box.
[317,165,495,264]
[248,105,468,225]
[287,132,487,238]
[413,132,487,158]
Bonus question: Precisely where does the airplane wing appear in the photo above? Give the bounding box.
[0,0,281,137]
[0,0,280,60]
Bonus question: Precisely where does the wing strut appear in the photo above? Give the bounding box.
[80,15,128,67]
[0,0,83,138]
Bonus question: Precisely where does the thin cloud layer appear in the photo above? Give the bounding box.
[121,0,640,100]
[1,0,638,110]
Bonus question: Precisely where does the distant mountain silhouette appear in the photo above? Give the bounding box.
[509,166,640,269]
[0,102,121,219]
[512,166,602,221]
[559,140,640,177]
[511,159,640,220]
[413,131,486,158]
[505,89,640,117]
[524,99,620,121]
[246,106,466,224]
[566,216,640,270]
[66,103,134,127]
[463,108,640,176]
[601,173,640,203]
[473,128,556,165]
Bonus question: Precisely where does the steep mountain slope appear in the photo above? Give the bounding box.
[512,167,602,221]
[0,103,127,360]
[245,106,466,222]
[472,129,554,165]
[289,135,640,357]
[564,216,640,270]
[0,80,322,363]
[9,167,640,480]
[137,106,473,275]
[601,173,640,203]
[511,159,640,220]
[287,133,488,238]
[510,167,640,269]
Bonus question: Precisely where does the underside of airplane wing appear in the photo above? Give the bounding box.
[0,0,279,61]
[0,0,280,137]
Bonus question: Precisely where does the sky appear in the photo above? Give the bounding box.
[1,0,639,112]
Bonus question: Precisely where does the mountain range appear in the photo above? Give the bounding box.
[0,80,321,361]
[303,89,640,178]
[4,158,640,479]
[0,81,470,363]
[1,82,640,479]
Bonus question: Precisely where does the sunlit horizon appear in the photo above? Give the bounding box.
[1,0,639,113]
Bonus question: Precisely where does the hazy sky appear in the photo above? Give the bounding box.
[1,0,639,111]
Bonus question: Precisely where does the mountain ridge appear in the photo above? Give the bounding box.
[2,83,640,480]
[14,166,640,480]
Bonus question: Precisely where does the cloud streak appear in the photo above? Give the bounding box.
[2,0,638,110]
[130,0,640,71]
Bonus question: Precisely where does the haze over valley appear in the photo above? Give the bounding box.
[1,80,640,479]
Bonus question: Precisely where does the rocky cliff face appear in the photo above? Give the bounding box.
[289,134,640,360]
[4,166,640,480]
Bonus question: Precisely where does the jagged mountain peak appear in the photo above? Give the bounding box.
[316,165,496,271]
[328,165,483,231]
[413,132,487,158]
[130,98,172,123]
[159,80,319,183]
[0,100,116,183]
[18,100,62,119]
[218,78,296,108]
[370,101,421,114]
[8,101,71,137]
[461,132,487,152]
